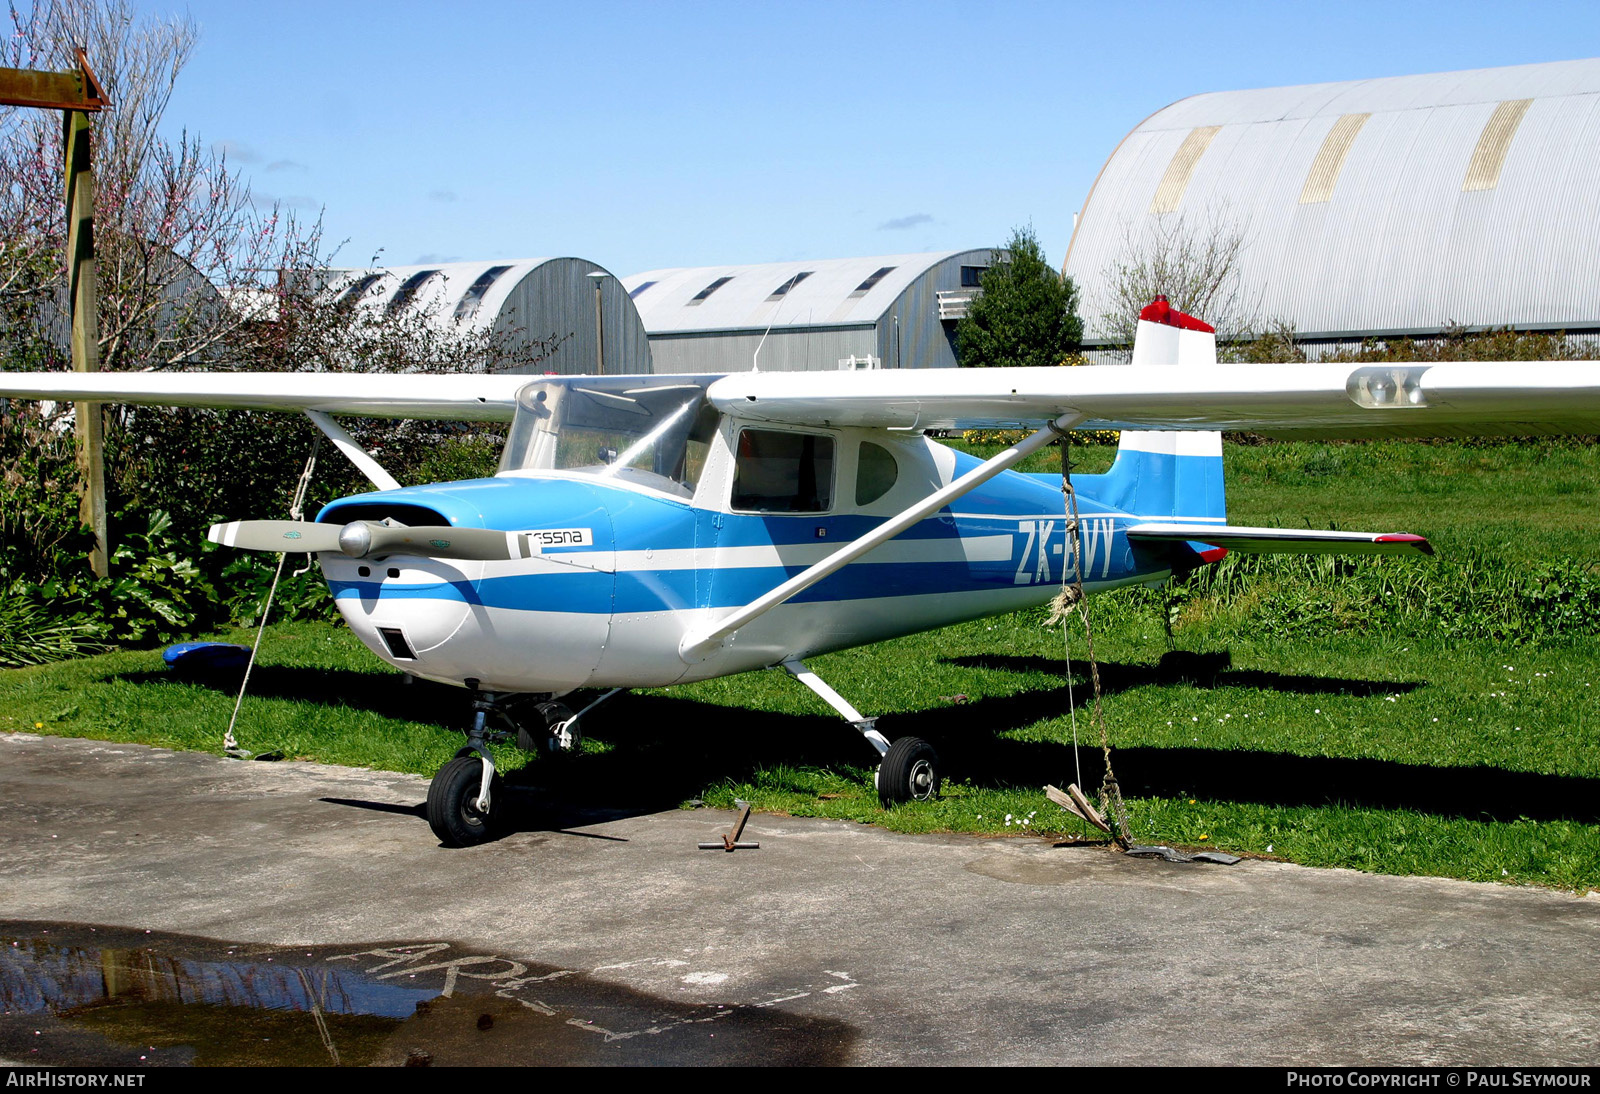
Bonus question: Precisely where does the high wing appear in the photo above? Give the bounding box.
[5,359,1600,439]
[706,362,1600,439]
[0,371,528,422]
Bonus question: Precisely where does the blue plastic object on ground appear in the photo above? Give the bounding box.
[162,642,252,675]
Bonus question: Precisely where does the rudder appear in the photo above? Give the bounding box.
[1085,297,1225,522]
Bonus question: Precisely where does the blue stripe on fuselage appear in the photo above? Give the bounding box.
[326,453,1158,615]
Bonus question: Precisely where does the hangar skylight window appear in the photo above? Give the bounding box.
[386,269,439,315]
[1300,113,1370,204]
[336,273,383,306]
[849,266,896,297]
[766,272,813,301]
[688,276,733,305]
[1463,99,1533,192]
[1150,125,1221,214]
[453,265,512,321]
[629,280,658,299]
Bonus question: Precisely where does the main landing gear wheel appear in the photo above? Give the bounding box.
[426,756,503,847]
[877,736,941,807]
[515,701,576,753]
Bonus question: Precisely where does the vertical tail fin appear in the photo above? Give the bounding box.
[1092,299,1226,521]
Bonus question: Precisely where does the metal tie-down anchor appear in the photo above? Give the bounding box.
[698,799,760,852]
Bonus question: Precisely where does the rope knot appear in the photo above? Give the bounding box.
[1044,585,1083,628]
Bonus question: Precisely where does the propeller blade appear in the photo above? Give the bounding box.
[209,519,588,565]
[343,523,536,562]
[208,520,343,553]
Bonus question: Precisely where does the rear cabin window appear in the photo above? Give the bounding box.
[732,430,834,513]
[855,442,898,505]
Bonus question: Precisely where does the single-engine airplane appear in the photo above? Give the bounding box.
[6,300,1600,845]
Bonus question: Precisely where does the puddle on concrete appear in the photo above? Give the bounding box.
[0,922,855,1066]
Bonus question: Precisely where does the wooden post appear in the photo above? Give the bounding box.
[0,50,110,576]
[64,106,107,576]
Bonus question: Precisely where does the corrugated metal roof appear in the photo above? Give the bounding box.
[331,259,555,330]
[328,258,653,375]
[1065,58,1600,342]
[622,251,988,334]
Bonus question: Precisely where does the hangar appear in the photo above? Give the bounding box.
[330,258,652,375]
[621,251,994,373]
[1064,57,1600,354]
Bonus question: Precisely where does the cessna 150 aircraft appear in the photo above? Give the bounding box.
[6,301,1600,845]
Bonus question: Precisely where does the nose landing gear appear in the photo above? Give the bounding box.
[426,686,508,847]
[426,753,503,847]
[425,684,627,846]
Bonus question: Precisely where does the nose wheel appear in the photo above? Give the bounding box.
[876,736,941,807]
[427,685,509,847]
[426,754,503,847]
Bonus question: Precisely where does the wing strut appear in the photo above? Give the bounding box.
[677,413,1085,664]
[304,410,402,492]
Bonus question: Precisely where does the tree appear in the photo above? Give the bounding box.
[1,0,309,375]
[956,225,1083,368]
[1097,206,1256,355]
[0,0,564,597]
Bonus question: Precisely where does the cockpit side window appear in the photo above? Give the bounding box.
[731,429,834,513]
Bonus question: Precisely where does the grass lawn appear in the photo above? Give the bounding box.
[3,438,1598,892]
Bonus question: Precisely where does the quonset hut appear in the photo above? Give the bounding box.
[330,258,652,375]
[1064,58,1600,354]
[621,251,995,373]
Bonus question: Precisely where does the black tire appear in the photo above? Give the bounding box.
[514,701,573,752]
[426,756,503,847]
[877,736,940,807]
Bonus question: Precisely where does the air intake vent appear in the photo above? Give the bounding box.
[377,628,416,661]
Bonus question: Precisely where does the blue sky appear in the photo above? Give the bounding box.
[156,0,1600,277]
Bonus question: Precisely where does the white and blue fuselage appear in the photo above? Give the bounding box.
[315,375,1226,697]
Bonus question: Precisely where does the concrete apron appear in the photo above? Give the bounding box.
[2,732,1597,1067]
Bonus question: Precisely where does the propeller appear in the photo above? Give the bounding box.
[207,519,540,561]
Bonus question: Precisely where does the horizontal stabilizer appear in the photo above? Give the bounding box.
[1127,523,1433,556]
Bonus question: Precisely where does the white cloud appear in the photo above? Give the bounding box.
[878,212,933,231]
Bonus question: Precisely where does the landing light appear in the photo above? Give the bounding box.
[1346,366,1429,409]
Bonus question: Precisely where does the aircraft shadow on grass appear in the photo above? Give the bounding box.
[111,657,1598,837]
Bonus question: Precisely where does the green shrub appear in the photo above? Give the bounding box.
[0,592,106,667]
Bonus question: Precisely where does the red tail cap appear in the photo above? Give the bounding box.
[1139,295,1215,333]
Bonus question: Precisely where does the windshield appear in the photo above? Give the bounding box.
[499,375,721,499]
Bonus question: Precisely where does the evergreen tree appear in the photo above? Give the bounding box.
[956,225,1083,368]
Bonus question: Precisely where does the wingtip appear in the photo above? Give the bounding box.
[1374,533,1434,556]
